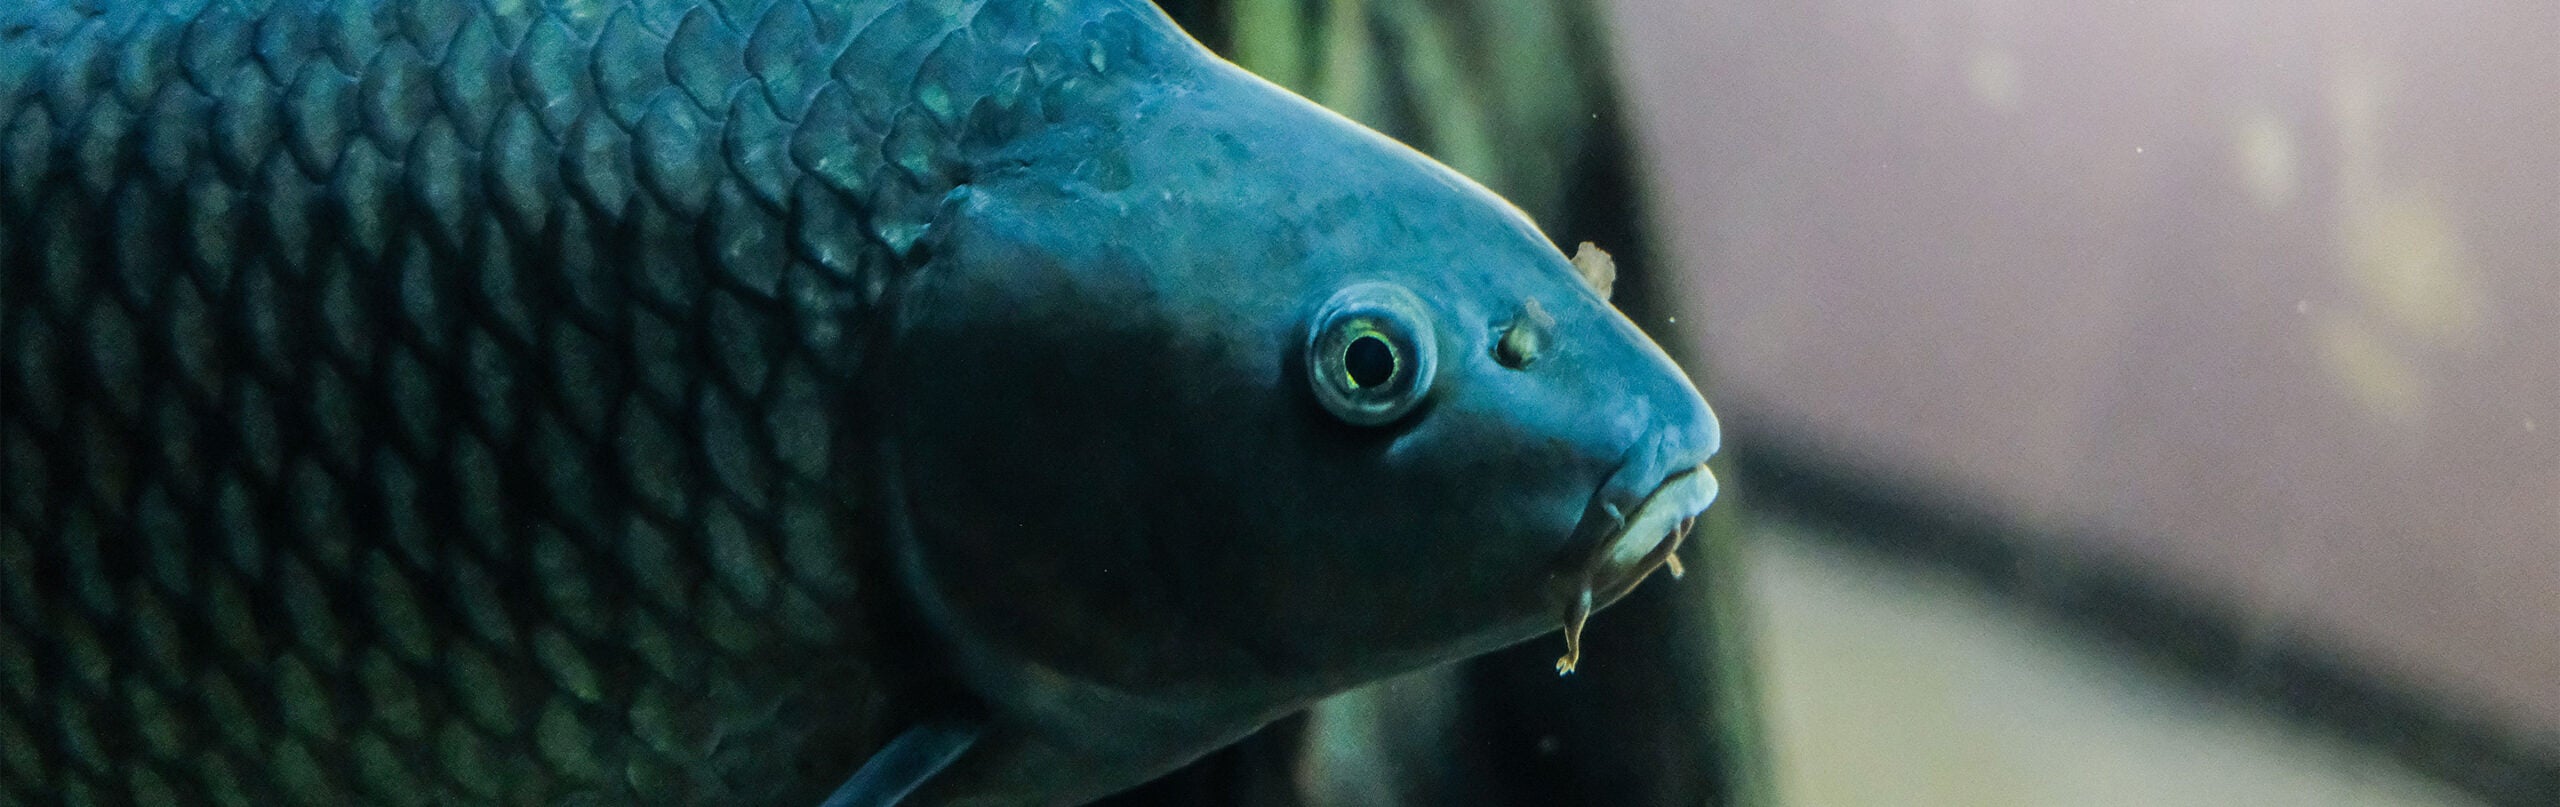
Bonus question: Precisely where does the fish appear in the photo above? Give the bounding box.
[0,0,1721,804]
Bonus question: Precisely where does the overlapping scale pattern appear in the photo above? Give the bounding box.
[0,0,1127,801]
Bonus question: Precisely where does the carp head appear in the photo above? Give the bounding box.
[864,19,1719,804]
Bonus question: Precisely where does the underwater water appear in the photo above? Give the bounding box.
[1748,519,2479,807]
[1614,0,2558,804]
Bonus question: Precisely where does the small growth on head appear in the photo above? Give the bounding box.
[1571,242,1616,301]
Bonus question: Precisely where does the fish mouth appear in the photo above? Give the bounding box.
[1551,462,1720,674]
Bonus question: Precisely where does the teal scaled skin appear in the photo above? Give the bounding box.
[0,0,1715,803]
[877,6,1721,804]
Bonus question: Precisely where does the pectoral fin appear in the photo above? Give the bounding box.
[817,720,983,807]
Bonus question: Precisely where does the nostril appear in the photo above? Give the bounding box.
[1492,298,1554,369]
[1494,322,1539,368]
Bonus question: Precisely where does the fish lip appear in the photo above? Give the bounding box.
[1543,460,1718,674]
[1562,462,1720,602]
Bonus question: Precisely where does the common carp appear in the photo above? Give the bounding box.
[0,0,1721,804]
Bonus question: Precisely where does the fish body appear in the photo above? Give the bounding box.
[0,0,1719,805]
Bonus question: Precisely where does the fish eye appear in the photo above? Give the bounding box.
[1344,334,1396,388]
[1307,282,1437,426]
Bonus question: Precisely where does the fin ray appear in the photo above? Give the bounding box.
[817,720,982,807]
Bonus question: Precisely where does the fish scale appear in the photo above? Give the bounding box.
[5,0,1733,803]
[0,0,1102,803]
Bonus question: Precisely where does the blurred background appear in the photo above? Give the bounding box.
[1138,1,2558,805]
[1611,0,2557,804]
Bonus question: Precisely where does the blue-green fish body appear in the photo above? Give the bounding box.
[0,0,1719,804]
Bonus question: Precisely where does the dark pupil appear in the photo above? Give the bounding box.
[1344,334,1396,389]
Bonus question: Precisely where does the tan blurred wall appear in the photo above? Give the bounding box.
[1606,0,2559,734]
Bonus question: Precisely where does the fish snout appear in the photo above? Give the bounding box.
[1547,401,1720,673]
[1568,425,1718,584]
